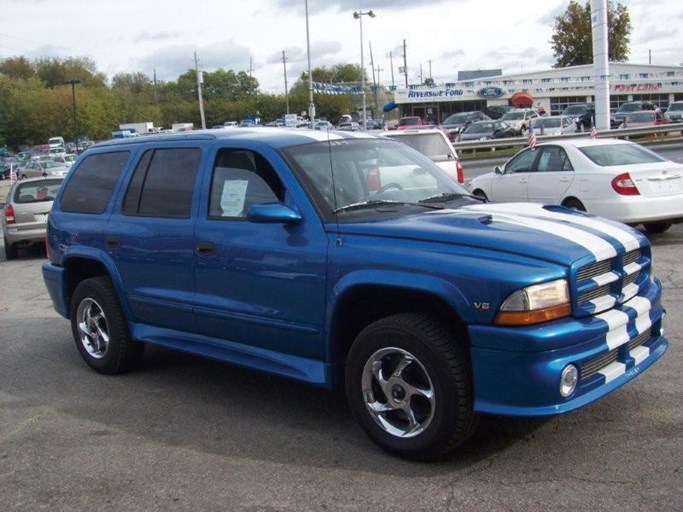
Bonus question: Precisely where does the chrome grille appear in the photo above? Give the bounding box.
[581,330,651,379]
[582,349,618,379]
[576,248,647,314]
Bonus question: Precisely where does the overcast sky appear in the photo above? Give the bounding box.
[1,0,681,93]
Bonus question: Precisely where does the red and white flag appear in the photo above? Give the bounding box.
[590,127,598,139]
[527,127,537,148]
[9,162,17,182]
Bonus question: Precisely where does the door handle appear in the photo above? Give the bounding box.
[196,241,215,256]
[105,236,120,250]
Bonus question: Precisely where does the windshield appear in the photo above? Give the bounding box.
[532,118,561,128]
[443,113,468,124]
[562,105,587,116]
[13,179,63,203]
[619,103,645,113]
[668,102,683,112]
[502,112,524,121]
[464,122,493,134]
[283,139,470,219]
[628,112,654,123]
[579,143,666,166]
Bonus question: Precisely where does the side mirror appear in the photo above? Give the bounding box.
[246,202,302,224]
[494,166,503,175]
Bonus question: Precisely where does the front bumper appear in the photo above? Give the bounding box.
[468,282,667,416]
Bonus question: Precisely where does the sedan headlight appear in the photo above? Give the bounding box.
[495,279,571,325]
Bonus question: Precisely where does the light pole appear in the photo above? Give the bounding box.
[353,9,375,131]
[63,79,82,152]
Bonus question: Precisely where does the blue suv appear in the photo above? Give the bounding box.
[42,128,668,460]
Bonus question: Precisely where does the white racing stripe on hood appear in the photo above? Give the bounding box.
[464,203,622,260]
[494,203,642,252]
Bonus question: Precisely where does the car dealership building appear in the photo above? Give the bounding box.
[392,62,683,123]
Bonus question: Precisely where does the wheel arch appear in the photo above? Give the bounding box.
[62,253,131,321]
[327,273,471,387]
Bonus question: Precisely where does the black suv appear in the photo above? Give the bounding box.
[561,103,594,130]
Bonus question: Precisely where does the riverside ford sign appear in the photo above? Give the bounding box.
[478,86,504,98]
[406,88,464,99]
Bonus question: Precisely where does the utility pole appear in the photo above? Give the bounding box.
[369,41,376,119]
[305,0,315,127]
[390,51,395,89]
[282,50,289,114]
[429,60,432,80]
[194,52,206,129]
[403,39,408,88]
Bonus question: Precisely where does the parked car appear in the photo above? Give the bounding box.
[2,176,64,259]
[619,110,670,129]
[561,103,594,130]
[457,120,515,141]
[529,115,579,136]
[397,116,423,129]
[18,160,70,179]
[314,120,334,130]
[440,111,490,141]
[664,101,683,123]
[379,128,464,183]
[500,109,539,135]
[42,128,667,460]
[612,100,658,127]
[337,121,362,131]
[482,105,514,120]
[467,138,683,234]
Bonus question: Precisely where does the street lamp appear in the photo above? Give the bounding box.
[62,79,82,152]
[353,9,375,131]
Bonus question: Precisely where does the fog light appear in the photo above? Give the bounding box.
[560,365,578,398]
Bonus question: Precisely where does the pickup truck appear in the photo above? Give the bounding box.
[42,128,668,460]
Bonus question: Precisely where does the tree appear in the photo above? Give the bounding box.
[0,56,35,80]
[550,1,631,68]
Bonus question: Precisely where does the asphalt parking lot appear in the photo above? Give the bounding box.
[1,180,681,511]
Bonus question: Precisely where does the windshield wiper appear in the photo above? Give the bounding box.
[333,199,443,214]
[420,192,487,204]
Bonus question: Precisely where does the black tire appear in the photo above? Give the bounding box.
[643,221,672,234]
[472,190,488,201]
[70,276,144,374]
[562,198,586,212]
[4,237,18,260]
[345,313,478,461]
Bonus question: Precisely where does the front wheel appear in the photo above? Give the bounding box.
[345,313,478,460]
[70,276,144,374]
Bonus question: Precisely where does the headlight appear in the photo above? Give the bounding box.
[495,279,571,325]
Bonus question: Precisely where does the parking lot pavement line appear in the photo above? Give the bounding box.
[0,409,51,443]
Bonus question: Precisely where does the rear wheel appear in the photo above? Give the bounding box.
[4,237,18,260]
[70,276,144,374]
[562,198,586,212]
[643,221,672,234]
[345,313,478,460]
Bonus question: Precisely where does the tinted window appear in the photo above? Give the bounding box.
[123,148,201,218]
[536,147,574,172]
[60,151,129,214]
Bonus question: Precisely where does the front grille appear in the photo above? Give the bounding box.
[576,248,648,314]
[581,330,652,379]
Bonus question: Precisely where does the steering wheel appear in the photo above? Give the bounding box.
[378,182,403,193]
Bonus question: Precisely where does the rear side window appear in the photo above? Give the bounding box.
[123,148,201,218]
[60,151,130,214]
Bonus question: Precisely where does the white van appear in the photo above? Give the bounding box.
[48,136,65,149]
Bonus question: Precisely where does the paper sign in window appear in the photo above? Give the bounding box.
[220,179,249,216]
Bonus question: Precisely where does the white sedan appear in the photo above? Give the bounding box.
[467,138,683,234]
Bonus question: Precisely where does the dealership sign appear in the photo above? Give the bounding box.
[612,83,662,92]
[478,86,504,98]
[406,88,464,99]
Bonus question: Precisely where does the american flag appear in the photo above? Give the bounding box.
[527,126,537,148]
[590,127,598,139]
[9,162,17,182]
